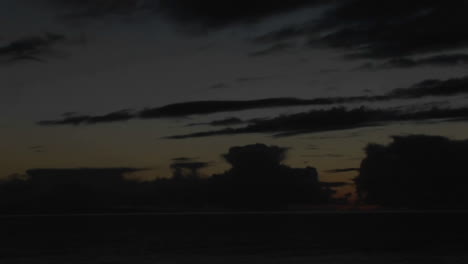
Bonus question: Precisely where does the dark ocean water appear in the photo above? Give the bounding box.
[1,211,467,263]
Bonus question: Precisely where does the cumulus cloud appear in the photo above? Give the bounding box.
[355,135,468,209]
[0,144,339,212]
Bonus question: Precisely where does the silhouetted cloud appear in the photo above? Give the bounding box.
[49,0,326,26]
[138,98,337,119]
[27,167,145,180]
[166,106,468,139]
[387,76,468,98]
[37,74,468,126]
[158,0,326,30]
[172,157,196,162]
[254,1,468,60]
[359,54,468,69]
[188,117,245,127]
[48,0,159,18]
[0,145,338,212]
[211,143,330,208]
[326,168,360,173]
[210,117,244,126]
[170,161,210,179]
[49,1,468,62]
[355,135,468,209]
[0,33,66,63]
[38,110,134,126]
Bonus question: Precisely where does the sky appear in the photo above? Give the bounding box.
[2,0,468,197]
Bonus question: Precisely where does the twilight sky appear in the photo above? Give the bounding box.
[2,0,468,196]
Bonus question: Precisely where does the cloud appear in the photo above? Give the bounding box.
[36,74,468,126]
[138,98,334,119]
[48,0,158,18]
[188,117,245,127]
[48,1,468,63]
[0,145,338,212]
[211,143,330,207]
[171,157,196,162]
[253,1,468,60]
[165,106,468,139]
[157,0,326,30]
[48,0,326,26]
[355,135,468,209]
[359,54,468,69]
[38,110,135,126]
[0,33,66,63]
[326,168,360,173]
[387,76,468,98]
[170,161,210,179]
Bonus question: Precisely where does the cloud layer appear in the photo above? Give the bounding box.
[166,106,468,139]
[36,74,468,126]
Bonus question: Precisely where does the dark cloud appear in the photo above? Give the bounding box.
[166,106,468,139]
[49,0,326,27]
[37,74,468,126]
[48,0,158,18]
[27,167,144,179]
[248,42,296,57]
[303,154,345,158]
[170,161,210,179]
[38,110,134,126]
[0,145,338,212]
[388,76,468,99]
[138,98,334,119]
[188,117,245,127]
[158,0,326,30]
[0,33,66,63]
[355,135,468,209]
[172,157,196,162]
[360,54,468,69]
[48,1,468,62]
[317,0,468,58]
[253,1,468,60]
[326,168,360,173]
[209,117,244,126]
[211,143,330,208]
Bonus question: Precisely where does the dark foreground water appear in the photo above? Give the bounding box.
[1,211,467,263]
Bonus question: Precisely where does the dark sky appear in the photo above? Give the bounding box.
[2,0,468,192]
